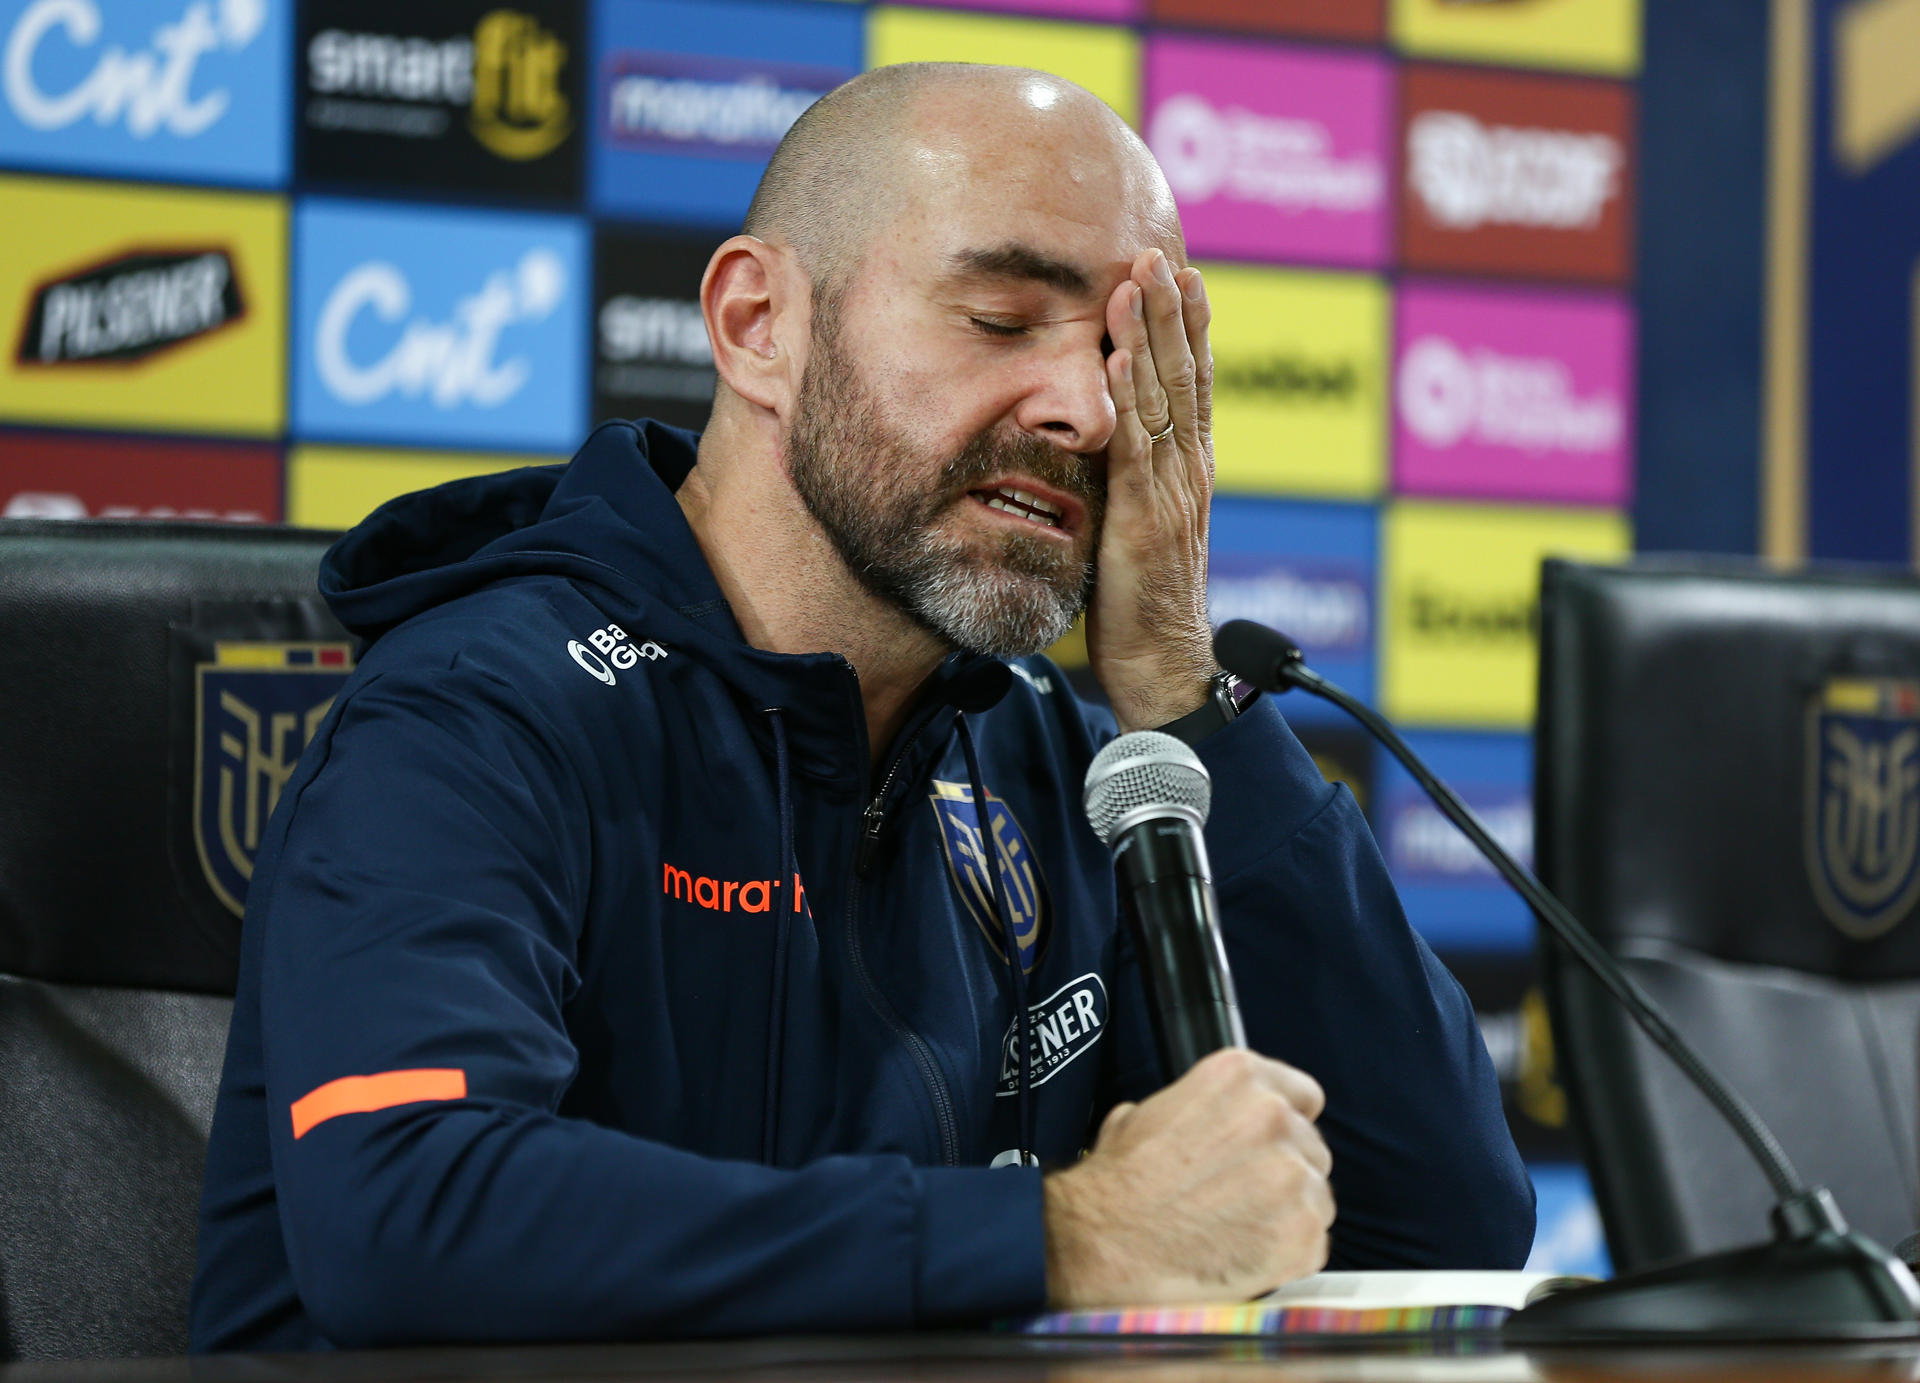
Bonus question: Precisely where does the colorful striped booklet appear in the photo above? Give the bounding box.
[1008,1271,1593,1337]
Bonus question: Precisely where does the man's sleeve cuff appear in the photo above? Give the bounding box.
[1196,693,1342,879]
[911,1165,1048,1325]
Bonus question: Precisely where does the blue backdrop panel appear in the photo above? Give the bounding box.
[292,197,590,452]
[1209,495,1376,725]
[589,0,862,228]
[1375,728,1534,954]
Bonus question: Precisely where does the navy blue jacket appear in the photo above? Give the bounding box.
[190,419,1532,1351]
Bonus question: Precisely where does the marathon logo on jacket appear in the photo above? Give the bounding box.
[930,780,1051,975]
[16,247,242,366]
[589,0,860,224]
[299,0,582,202]
[188,638,355,917]
[1400,65,1633,285]
[292,199,587,452]
[1805,677,1920,941]
[0,0,289,185]
[1145,35,1391,268]
[0,175,285,436]
[1393,283,1633,507]
[997,973,1107,1096]
[593,227,716,433]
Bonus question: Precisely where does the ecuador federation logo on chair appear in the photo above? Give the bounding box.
[929,780,1051,975]
[194,642,356,917]
[1806,677,1920,940]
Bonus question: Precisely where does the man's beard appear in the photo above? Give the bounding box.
[784,311,1105,659]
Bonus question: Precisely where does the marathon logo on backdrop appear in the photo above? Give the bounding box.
[1208,554,1371,657]
[592,226,716,432]
[1399,65,1634,285]
[16,247,242,365]
[601,51,839,161]
[1387,791,1533,884]
[997,973,1107,1097]
[0,0,287,185]
[1145,35,1392,268]
[293,200,587,452]
[1392,283,1633,507]
[299,1,581,201]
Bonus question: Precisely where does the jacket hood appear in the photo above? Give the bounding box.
[318,419,1011,781]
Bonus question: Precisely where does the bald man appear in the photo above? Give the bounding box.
[191,65,1532,1351]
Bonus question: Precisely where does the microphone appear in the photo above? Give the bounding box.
[1083,731,1246,1079]
[1214,618,1920,1341]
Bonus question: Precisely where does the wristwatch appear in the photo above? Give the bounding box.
[1155,669,1260,748]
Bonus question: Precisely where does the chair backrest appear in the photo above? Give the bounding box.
[1535,557,1920,1273]
[0,519,344,1359]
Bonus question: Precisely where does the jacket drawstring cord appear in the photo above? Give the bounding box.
[956,714,1034,1166]
[762,707,796,1166]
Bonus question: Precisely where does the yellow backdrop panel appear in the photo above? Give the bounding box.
[1391,0,1641,76]
[0,175,287,436]
[867,8,1139,124]
[1382,501,1631,727]
[1204,264,1388,500]
[288,445,563,531]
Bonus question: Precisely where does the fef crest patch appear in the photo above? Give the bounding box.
[1806,676,1920,940]
[194,642,355,917]
[930,779,1051,974]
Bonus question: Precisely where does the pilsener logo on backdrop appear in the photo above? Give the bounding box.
[17,246,243,365]
[294,200,586,452]
[0,0,286,183]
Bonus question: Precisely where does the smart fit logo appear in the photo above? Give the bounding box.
[662,863,809,916]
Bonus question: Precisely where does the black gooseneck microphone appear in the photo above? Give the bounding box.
[1213,617,1920,1342]
[1083,731,1246,1078]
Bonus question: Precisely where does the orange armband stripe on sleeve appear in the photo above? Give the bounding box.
[290,1068,468,1139]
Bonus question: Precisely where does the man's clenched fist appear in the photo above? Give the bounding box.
[1042,1048,1334,1308]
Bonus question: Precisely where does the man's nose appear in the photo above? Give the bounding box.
[1011,344,1117,454]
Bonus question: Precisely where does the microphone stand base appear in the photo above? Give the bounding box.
[1503,1224,1920,1344]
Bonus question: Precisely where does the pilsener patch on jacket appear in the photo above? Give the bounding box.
[930,779,1051,974]
[998,973,1106,1096]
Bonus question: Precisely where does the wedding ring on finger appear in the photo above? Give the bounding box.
[1148,421,1176,447]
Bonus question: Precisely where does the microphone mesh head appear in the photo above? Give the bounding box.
[1082,731,1212,847]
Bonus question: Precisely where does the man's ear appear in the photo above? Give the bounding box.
[701,235,802,417]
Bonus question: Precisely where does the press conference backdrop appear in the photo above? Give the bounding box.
[0,0,1671,1278]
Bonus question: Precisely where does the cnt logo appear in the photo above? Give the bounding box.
[315,246,566,410]
[307,9,570,160]
[16,245,243,365]
[3,0,265,137]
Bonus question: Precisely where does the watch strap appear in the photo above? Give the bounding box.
[1155,670,1259,748]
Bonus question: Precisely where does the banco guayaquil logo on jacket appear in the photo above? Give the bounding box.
[0,0,289,184]
[293,198,587,452]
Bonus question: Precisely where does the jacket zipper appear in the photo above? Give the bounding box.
[844,703,960,1165]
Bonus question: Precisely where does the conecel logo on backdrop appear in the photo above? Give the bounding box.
[306,9,569,159]
[1152,94,1383,216]
[17,245,243,365]
[603,52,835,160]
[1408,110,1621,232]
[3,0,264,137]
[316,247,565,409]
[1399,336,1623,455]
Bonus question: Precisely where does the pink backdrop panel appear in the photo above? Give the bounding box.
[1393,282,1635,506]
[1145,35,1393,268]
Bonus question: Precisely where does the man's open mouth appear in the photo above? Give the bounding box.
[970,486,1066,530]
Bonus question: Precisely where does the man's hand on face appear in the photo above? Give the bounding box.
[1040,1048,1335,1308]
[1087,248,1218,734]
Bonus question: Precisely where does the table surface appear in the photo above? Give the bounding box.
[5,1335,1920,1383]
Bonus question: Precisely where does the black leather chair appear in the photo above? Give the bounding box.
[1535,557,1920,1274]
[0,519,345,1359]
